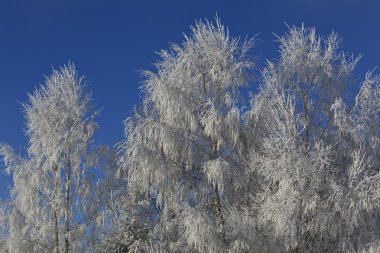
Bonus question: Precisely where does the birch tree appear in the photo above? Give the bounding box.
[263,25,360,149]
[245,26,380,252]
[118,17,254,252]
[0,64,105,253]
[328,72,380,252]
[0,19,378,253]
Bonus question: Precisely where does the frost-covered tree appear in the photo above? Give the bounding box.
[0,64,107,253]
[118,17,254,252]
[327,71,380,252]
[0,19,378,253]
[92,149,153,253]
[246,87,333,251]
[263,25,360,149]
[243,26,380,252]
[112,20,380,253]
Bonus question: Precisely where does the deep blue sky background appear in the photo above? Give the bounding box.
[1,0,379,198]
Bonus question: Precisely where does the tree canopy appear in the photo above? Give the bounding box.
[1,18,379,253]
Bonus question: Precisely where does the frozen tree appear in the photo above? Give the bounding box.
[0,64,107,253]
[246,88,333,251]
[93,149,155,253]
[263,25,360,149]
[244,26,380,252]
[327,71,380,252]
[118,17,254,252]
[98,191,153,253]
[0,143,53,253]
[114,20,379,253]
[0,18,378,253]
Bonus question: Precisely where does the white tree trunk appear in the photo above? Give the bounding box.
[64,159,71,253]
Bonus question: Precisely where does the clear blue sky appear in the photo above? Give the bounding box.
[1,0,379,198]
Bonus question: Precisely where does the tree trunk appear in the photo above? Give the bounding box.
[210,140,225,239]
[54,210,59,253]
[298,198,304,253]
[64,159,71,253]
[301,93,310,150]
[52,164,60,253]
[214,182,225,237]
